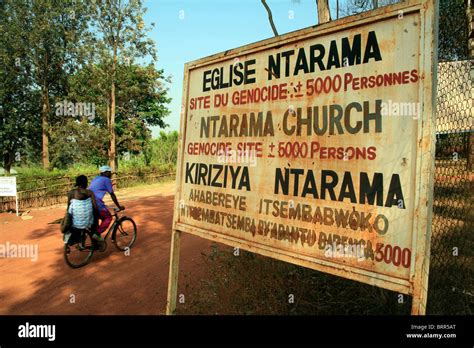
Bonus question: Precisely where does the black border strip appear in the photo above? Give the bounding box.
[0,315,472,346]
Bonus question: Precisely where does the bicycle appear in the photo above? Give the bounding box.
[64,207,137,268]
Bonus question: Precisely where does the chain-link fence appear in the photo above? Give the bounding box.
[427,59,474,314]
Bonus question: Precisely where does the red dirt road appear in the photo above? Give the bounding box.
[0,181,211,315]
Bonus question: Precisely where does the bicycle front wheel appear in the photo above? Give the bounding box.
[113,217,137,251]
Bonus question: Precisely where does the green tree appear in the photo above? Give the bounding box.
[49,118,108,169]
[115,63,171,164]
[25,0,91,169]
[90,0,157,174]
[0,0,41,175]
[2,1,170,173]
[55,61,111,168]
[148,131,178,166]
[63,61,170,169]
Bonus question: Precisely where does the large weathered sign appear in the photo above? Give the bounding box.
[168,0,438,315]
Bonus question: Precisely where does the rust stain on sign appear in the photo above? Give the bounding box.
[172,0,437,299]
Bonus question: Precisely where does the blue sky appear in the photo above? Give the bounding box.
[144,0,345,136]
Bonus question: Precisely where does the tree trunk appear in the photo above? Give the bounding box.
[109,45,118,177]
[3,152,12,176]
[316,0,331,24]
[106,96,112,165]
[110,81,116,174]
[41,87,50,169]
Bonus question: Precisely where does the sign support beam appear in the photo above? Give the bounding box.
[166,229,181,315]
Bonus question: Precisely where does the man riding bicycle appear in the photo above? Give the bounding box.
[89,165,125,242]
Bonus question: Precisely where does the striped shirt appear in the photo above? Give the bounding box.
[68,198,94,229]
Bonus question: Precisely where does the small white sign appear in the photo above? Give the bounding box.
[0,177,17,196]
[0,176,19,216]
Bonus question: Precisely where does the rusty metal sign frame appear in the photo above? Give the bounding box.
[167,0,438,315]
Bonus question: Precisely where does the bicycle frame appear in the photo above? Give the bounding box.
[79,209,122,246]
[102,208,125,241]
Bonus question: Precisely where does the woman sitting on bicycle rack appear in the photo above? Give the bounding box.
[67,175,103,242]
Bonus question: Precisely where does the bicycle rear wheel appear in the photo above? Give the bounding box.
[113,217,137,251]
[64,231,94,268]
